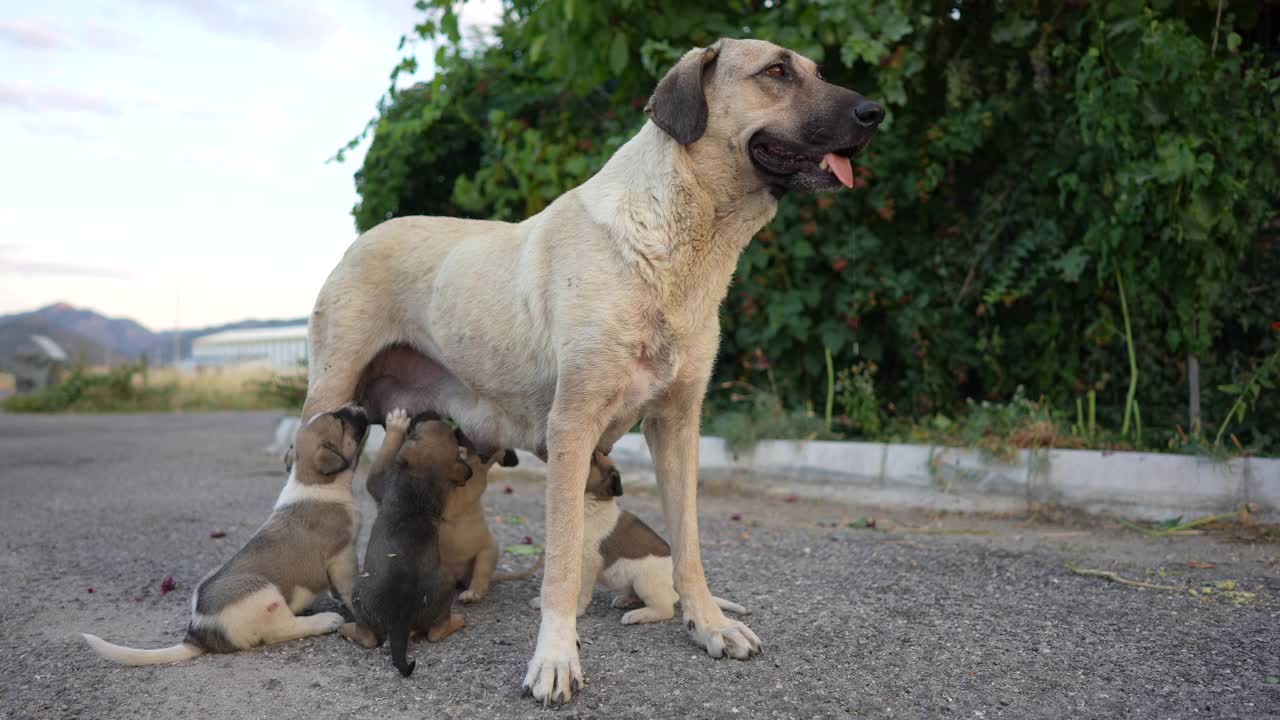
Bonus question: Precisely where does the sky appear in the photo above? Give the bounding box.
[0,0,501,331]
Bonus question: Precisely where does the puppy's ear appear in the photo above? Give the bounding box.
[313,444,351,476]
[332,404,370,440]
[499,449,519,468]
[283,445,295,474]
[645,42,720,145]
[608,466,623,497]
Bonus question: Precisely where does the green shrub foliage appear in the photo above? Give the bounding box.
[340,0,1280,453]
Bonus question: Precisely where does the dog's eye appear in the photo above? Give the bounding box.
[763,64,787,80]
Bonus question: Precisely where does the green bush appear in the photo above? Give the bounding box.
[341,0,1280,454]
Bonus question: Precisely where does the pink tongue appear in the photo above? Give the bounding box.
[824,152,853,188]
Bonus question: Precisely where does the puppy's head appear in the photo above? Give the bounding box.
[584,450,623,501]
[397,416,473,487]
[292,404,369,485]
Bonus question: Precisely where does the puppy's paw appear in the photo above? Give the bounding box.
[620,607,671,625]
[685,613,763,660]
[385,408,411,434]
[460,588,486,604]
[521,619,584,705]
[339,622,380,648]
[315,612,346,633]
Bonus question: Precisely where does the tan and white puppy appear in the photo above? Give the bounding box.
[82,404,369,665]
[438,446,519,603]
[531,452,746,624]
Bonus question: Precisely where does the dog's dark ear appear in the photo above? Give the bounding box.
[333,404,369,439]
[283,445,295,474]
[608,466,623,497]
[645,42,720,145]
[499,449,519,468]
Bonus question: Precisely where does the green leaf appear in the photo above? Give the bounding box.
[530,34,547,63]
[503,544,543,556]
[609,32,629,76]
[564,0,574,21]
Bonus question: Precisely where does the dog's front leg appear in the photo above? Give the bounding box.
[522,378,619,705]
[645,381,762,660]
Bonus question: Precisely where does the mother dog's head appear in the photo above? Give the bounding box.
[645,38,883,196]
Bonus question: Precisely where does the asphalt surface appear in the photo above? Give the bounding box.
[2,411,1279,720]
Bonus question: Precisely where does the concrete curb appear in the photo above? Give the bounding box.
[267,419,1280,521]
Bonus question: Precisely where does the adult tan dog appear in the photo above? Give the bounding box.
[303,38,882,704]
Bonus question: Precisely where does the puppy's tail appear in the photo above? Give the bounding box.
[81,633,203,666]
[712,596,750,616]
[388,623,416,677]
[493,554,544,582]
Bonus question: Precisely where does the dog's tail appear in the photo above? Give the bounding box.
[81,633,203,666]
[712,596,750,616]
[388,622,416,677]
[493,554,544,582]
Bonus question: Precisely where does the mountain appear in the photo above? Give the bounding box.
[0,314,116,369]
[0,303,308,371]
[0,302,156,359]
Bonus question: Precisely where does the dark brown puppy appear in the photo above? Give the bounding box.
[346,408,471,676]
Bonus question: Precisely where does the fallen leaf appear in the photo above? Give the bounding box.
[133,596,141,603]
[504,544,543,556]
[1214,580,1238,591]
[731,513,743,522]
[784,494,799,503]
[1188,561,1216,569]
[86,588,95,594]
[160,576,176,595]
[504,486,514,495]
[209,530,227,539]
[522,535,534,545]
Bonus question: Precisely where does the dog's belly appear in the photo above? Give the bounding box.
[356,344,552,454]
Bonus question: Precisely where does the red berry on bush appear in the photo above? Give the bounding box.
[831,257,848,273]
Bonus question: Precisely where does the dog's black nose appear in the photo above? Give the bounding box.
[853,101,884,127]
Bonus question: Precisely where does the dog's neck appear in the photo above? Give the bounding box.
[577,122,777,301]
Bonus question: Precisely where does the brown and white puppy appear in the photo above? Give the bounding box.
[343,409,470,677]
[531,452,746,624]
[82,404,369,665]
[438,446,520,603]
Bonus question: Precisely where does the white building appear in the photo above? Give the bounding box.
[190,325,308,372]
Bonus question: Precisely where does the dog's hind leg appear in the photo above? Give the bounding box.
[325,544,359,613]
[620,563,677,625]
[259,611,346,645]
[425,612,465,642]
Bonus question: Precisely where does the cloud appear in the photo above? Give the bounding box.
[0,259,131,279]
[0,18,66,50]
[0,83,122,117]
[22,119,100,141]
[134,0,355,52]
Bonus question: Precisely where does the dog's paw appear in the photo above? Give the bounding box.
[339,622,380,648]
[686,614,763,660]
[521,619,584,705]
[315,612,346,633]
[460,588,486,604]
[385,408,411,434]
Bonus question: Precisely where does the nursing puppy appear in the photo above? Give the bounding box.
[82,404,369,665]
[439,446,520,603]
[533,452,747,624]
[346,409,470,677]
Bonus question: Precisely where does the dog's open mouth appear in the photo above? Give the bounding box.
[749,134,870,190]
